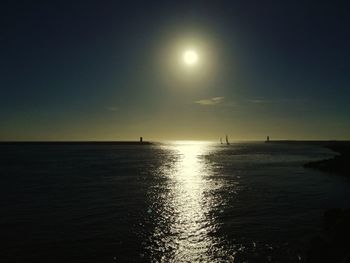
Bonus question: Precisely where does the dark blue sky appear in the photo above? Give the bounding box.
[1,0,349,140]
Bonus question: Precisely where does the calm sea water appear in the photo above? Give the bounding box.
[1,141,350,262]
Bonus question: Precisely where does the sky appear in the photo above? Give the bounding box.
[1,0,350,141]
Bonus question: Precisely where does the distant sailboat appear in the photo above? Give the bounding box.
[225,135,230,145]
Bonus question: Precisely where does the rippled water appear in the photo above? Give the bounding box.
[1,141,350,262]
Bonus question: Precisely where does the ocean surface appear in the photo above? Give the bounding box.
[1,141,350,262]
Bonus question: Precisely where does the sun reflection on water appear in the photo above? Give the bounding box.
[146,141,234,262]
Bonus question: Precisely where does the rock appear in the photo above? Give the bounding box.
[307,209,350,263]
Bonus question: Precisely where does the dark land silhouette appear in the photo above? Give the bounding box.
[0,140,153,146]
[304,142,350,263]
[267,140,350,176]
[268,140,350,263]
[307,208,350,263]
[304,142,350,176]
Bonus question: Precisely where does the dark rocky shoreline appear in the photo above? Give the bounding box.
[304,142,350,176]
[269,141,350,262]
[307,208,350,263]
[302,142,350,263]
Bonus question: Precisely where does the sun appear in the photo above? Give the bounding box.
[183,50,198,66]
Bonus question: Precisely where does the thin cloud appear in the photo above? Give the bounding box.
[105,106,118,111]
[194,96,224,106]
[247,98,307,104]
[247,99,275,104]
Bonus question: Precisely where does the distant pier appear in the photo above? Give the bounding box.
[0,139,153,146]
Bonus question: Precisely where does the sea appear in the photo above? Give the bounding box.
[1,141,350,262]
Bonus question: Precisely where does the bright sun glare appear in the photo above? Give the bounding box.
[183,50,198,66]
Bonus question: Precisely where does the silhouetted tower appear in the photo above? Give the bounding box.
[140,137,143,143]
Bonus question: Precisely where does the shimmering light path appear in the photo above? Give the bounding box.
[146,141,236,262]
